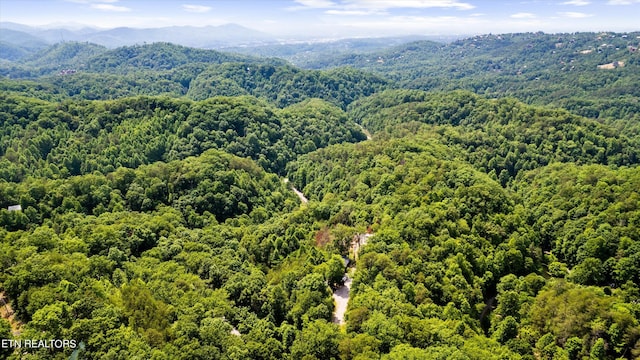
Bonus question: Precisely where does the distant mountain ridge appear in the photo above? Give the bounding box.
[0,22,274,49]
[0,28,50,61]
[0,41,289,82]
[0,22,456,63]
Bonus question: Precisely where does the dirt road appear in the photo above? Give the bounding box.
[332,232,372,325]
[283,178,308,204]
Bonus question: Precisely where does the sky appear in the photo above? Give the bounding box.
[1,0,639,38]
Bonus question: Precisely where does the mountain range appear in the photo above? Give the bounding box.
[0,21,275,50]
[0,21,453,65]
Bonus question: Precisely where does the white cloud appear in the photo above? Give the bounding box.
[390,15,461,23]
[292,0,475,12]
[562,0,590,5]
[67,0,130,12]
[90,3,131,12]
[342,0,476,10]
[66,0,119,3]
[326,9,384,15]
[559,11,593,17]
[510,12,536,18]
[182,4,212,13]
[294,0,337,7]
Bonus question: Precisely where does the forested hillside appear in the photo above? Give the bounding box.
[0,93,365,181]
[295,32,640,134]
[0,28,49,61]
[0,42,388,108]
[1,32,639,360]
[348,90,638,184]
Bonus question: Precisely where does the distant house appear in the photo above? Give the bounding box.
[7,205,22,211]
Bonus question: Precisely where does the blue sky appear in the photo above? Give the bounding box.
[1,0,639,38]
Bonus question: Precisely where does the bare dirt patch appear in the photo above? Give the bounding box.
[597,61,625,69]
[315,227,331,248]
[1,291,23,336]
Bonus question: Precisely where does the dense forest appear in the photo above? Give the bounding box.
[271,32,640,135]
[1,31,639,360]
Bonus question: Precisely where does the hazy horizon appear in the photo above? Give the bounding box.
[1,0,639,40]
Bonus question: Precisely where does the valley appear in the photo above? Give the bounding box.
[0,26,639,360]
